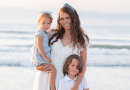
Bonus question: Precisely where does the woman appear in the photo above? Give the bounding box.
[34,3,90,90]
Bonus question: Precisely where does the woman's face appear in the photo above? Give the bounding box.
[59,12,71,30]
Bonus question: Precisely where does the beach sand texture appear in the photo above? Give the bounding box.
[0,66,130,90]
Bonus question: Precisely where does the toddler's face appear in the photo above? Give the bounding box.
[68,59,79,76]
[38,17,51,32]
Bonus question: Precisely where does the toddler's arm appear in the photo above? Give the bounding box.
[37,36,51,63]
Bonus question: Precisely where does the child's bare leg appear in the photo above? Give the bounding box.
[49,65,56,90]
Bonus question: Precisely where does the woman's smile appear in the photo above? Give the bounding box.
[65,24,69,26]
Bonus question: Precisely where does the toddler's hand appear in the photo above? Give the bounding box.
[45,57,52,63]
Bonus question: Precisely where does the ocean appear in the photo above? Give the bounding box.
[0,24,130,90]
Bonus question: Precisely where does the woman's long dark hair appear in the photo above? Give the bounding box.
[49,6,89,50]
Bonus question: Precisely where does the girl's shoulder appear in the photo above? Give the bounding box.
[81,76,89,89]
[36,30,44,33]
[81,76,88,85]
[35,30,45,37]
[59,76,65,82]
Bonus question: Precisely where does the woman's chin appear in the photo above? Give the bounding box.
[64,27,71,30]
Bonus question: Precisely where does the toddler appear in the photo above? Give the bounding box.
[31,11,56,90]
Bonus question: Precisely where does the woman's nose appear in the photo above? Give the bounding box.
[63,18,67,24]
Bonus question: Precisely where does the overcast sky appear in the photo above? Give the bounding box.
[1,0,130,13]
[0,0,130,25]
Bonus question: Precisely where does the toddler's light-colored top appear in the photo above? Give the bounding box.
[31,30,51,66]
[58,74,89,90]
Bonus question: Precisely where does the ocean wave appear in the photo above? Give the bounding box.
[0,30,34,34]
[92,39,130,43]
[86,64,130,67]
[0,45,32,52]
[0,61,33,67]
[0,46,130,55]
[91,45,130,49]
[0,37,33,39]
[0,62,129,67]
[1,45,32,47]
[88,48,130,55]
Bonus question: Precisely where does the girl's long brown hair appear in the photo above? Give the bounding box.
[49,6,89,50]
[63,54,83,76]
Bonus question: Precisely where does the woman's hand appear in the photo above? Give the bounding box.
[36,63,53,72]
[71,86,79,90]
[44,57,52,63]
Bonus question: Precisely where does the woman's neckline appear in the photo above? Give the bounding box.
[59,39,72,47]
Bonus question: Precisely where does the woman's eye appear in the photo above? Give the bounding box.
[43,22,45,24]
[48,23,50,24]
[76,66,78,68]
[72,65,74,66]
[66,17,70,19]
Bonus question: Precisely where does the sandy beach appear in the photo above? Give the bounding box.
[0,66,130,90]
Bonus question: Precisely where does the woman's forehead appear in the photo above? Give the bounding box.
[59,12,70,17]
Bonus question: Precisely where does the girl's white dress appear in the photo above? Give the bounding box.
[33,31,90,90]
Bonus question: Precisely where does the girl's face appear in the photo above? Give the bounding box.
[68,59,79,76]
[38,17,51,32]
[59,12,71,30]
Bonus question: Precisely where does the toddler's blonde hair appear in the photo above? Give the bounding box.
[38,13,53,24]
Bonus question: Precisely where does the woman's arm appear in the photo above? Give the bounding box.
[71,49,87,90]
[84,89,89,90]
[37,36,51,62]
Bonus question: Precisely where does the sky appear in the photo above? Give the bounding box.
[0,0,130,25]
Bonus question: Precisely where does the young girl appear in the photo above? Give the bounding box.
[31,11,56,90]
[58,54,89,90]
